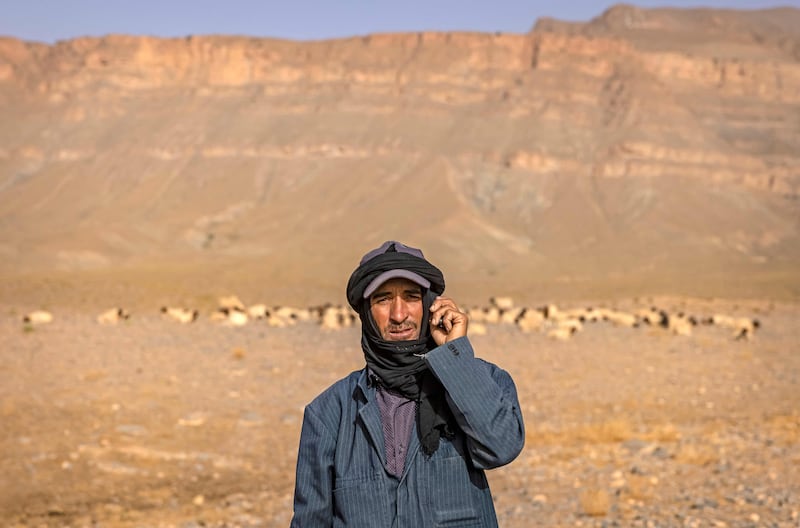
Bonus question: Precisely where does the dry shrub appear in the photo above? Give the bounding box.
[579,487,610,516]
[737,349,754,361]
[580,418,633,443]
[646,422,681,442]
[674,442,718,466]
[626,474,655,501]
[525,417,635,446]
[1,399,14,417]
[231,348,247,360]
[82,369,108,382]
[767,414,800,445]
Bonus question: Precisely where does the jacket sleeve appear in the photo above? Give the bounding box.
[425,336,525,469]
[291,404,335,527]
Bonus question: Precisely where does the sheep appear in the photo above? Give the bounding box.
[225,309,249,327]
[541,315,583,341]
[466,306,486,324]
[489,296,515,311]
[316,305,359,330]
[209,306,248,326]
[733,318,760,341]
[209,309,229,323]
[563,307,594,322]
[23,310,53,325]
[556,318,583,334]
[546,326,576,341]
[320,305,347,330]
[293,307,316,323]
[515,308,544,333]
[160,306,199,323]
[706,314,761,340]
[469,322,488,336]
[499,306,526,325]
[247,304,269,319]
[540,304,558,319]
[635,307,666,326]
[275,305,312,325]
[96,307,131,325]
[265,313,290,327]
[707,314,735,327]
[577,306,603,322]
[602,310,638,328]
[218,295,246,312]
[483,306,501,325]
[663,312,693,336]
[339,306,358,327]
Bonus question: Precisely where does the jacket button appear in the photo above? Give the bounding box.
[448,343,459,356]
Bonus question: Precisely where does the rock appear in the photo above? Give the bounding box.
[115,424,148,436]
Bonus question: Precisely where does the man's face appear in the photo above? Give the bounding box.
[369,277,424,341]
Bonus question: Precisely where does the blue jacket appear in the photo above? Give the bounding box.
[291,336,525,527]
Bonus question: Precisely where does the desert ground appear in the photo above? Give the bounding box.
[2,4,800,527]
[1,294,798,528]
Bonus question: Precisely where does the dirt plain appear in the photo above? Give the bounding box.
[1,294,798,528]
[2,5,800,527]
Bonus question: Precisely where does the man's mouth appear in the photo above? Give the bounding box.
[386,325,417,340]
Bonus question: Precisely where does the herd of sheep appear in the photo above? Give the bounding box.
[20,295,760,341]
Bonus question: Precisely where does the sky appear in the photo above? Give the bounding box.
[1,0,797,44]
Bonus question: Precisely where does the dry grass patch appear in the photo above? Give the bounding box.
[625,474,657,501]
[526,417,636,446]
[579,487,611,517]
[644,422,681,442]
[767,413,800,445]
[674,442,718,466]
[82,369,108,382]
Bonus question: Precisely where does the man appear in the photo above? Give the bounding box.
[291,241,525,527]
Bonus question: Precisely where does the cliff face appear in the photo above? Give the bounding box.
[1,5,799,300]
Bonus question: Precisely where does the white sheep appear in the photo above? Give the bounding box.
[483,306,501,325]
[515,308,544,333]
[707,314,760,340]
[665,313,693,336]
[160,306,198,324]
[733,317,760,340]
[320,305,345,330]
[23,310,53,325]
[218,295,246,312]
[96,308,131,325]
[273,306,301,325]
[225,309,249,327]
[469,322,488,336]
[489,296,515,311]
[635,307,666,326]
[247,304,269,319]
[546,326,576,341]
[540,304,561,320]
[499,306,525,325]
[603,310,638,328]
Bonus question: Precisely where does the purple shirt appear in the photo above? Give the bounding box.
[375,385,417,478]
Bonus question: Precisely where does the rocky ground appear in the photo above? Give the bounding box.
[1,297,798,527]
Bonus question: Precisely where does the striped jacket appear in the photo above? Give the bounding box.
[291,336,525,527]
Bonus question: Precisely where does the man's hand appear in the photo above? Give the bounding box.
[429,296,469,346]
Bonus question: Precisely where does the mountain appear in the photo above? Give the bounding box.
[1,4,799,307]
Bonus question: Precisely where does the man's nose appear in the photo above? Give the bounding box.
[389,297,408,322]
